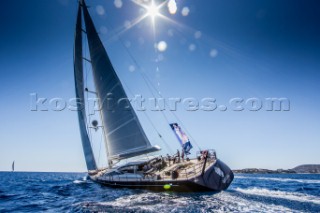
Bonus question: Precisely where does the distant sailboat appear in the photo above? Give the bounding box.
[73,0,234,192]
[12,161,15,172]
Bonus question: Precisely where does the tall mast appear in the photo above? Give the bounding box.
[74,1,97,171]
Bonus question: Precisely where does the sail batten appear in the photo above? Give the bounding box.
[81,2,160,161]
[74,4,97,171]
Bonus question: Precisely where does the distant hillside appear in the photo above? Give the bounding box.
[233,164,320,174]
[232,168,295,174]
[293,164,320,174]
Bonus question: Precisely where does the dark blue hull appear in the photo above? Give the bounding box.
[91,159,234,192]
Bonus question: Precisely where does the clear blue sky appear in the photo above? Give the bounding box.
[0,0,319,172]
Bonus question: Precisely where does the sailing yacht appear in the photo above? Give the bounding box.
[73,0,234,192]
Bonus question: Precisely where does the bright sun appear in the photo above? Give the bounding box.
[131,0,167,32]
[146,2,160,19]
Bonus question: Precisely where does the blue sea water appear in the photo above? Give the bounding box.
[0,172,319,212]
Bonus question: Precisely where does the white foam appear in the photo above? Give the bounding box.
[73,176,88,184]
[236,176,320,184]
[73,180,85,184]
[92,191,299,213]
[235,187,320,205]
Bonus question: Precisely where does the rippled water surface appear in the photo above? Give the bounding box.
[0,172,319,212]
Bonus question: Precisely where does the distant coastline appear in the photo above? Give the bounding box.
[233,164,320,174]
[1,165,319,174]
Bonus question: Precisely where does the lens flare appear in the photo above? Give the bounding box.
[157,41,167,52]
[168,0,177,14]
[181,7,190,16]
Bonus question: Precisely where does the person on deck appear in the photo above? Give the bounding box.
[181,149,185,162]
[167,154,171,166]
[176,149,180,163]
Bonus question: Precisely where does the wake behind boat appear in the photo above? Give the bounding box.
[73,0,233,192]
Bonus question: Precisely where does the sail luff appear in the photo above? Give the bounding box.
[82,2,160,160]
[74,3,97,171]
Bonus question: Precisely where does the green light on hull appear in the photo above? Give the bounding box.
[163,184,172,190]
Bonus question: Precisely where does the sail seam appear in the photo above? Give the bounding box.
[100,82,120,106]
[107,117,135,136]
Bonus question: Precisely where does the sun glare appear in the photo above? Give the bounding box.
[147,2,160,19]
[131,0,169,34]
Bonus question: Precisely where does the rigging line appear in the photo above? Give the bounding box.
[97,129,103,168]
[129,51,202,151]
[116,31,201,151]
[126,21,201,150]
[84,30,109,167]
[145,116,174,154]
[101,19,174,154]
[139,73,170,125]
[130,56,201,149]
[129,74,174,154]
[83,28,98,158]
[83,30,93,143]
[144,81,202,152]
[141,72,202,151]
[121,80,174,155]
[152,32,161,96]
[102,16,196,153]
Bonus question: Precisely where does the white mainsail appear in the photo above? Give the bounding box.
[74,1,160,169]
